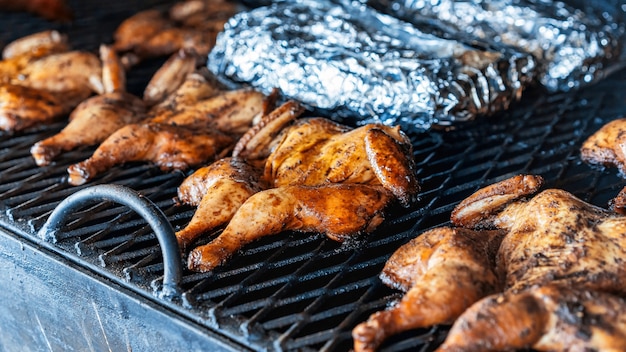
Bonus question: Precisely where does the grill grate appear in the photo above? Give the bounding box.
[1,1,626,351]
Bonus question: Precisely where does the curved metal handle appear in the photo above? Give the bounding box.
[38,184,182,300]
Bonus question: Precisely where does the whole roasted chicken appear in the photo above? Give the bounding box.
[352,174,626,351]
[175,100,420,272]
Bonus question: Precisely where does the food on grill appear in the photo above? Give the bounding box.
[174,101,295,250]
[0,84,90,132]
[66,88,265,185]
[208,0,536,131]
[175,157,265,250]
[2,30,68,60]
[0,30,104,132]
[580,118,626,177]
[29,47,211,166]
[30,45,146,166]
[112,0,238,68]
[353,174,626,351]
[0,0,72,22]
[181,101,419,272]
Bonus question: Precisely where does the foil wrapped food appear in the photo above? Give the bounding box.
[208,0,624,130]
[368,0,626,92]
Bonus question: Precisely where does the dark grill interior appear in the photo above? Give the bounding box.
[1,1,626,351]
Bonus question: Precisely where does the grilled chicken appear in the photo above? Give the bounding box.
[353,174,626,351]
[184,101,420,272]
[175,157,265,250]
[67,123,235,186]
[0,31,104,132]
[66,88,265,185]
[440,285,626,352]
[0,84,89,132]
[2,30,68,60]
[0,0,72,22]
[581,117,626,177]
[352,227,504,352]
[175,102,301,249]
[112,0,238,67]
[30,45,146,165]
[188,183,392,272]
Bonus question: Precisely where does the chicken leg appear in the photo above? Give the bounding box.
[175,157,265,250]
[188,184,391,272]
[352,227,504,352]
[438,284,626,352]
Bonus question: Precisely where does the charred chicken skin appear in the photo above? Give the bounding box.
[353,174,626,351]
[177,100,420,272]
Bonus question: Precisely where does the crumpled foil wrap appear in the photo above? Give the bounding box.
[368,0,626,92]
[209,0,624,130]
[208,0,536,130]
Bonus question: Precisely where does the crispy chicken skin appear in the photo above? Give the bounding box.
[112,0,238,67]
[30,45,146,166]
[66,88,265,185]
[352,227,504,352]
[353,174,626,351]
[188,183,391,272]
[581,117,626,176]
[67,123,235,186]
[175,157,265,250]
[181,101,420,272]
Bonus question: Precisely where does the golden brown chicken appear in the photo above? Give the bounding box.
[112,0,238,67]
[181,100,420,272]
[581,117,626,177]
[353,174,626,352]
[29,47,216,166]
[66,88,265,185]
[30,45,145,166]
[0,30,104,133]
[174,101,302,249]
[0,0,72,22]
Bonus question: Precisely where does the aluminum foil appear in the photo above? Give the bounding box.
[368,0,626,92]
[208,0,536,131]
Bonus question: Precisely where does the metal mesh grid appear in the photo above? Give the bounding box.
[1,1,626,351]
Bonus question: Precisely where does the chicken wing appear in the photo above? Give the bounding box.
[188,183,392,272]
[352,227,504,352]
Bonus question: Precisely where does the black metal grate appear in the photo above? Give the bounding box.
[1,1,626,351]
